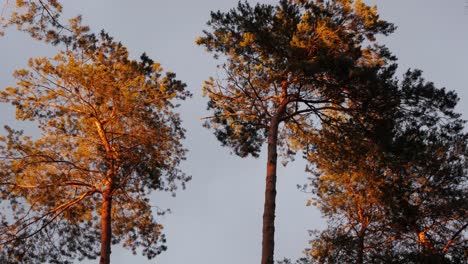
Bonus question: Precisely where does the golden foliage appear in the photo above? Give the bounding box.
[0,20,190,261]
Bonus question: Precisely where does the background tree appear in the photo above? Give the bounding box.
[0,20,191,263]
[378,71,467,263]
[197,0,395,263]
[297,69,468,263]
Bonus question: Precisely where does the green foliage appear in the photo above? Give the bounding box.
[0,19,191,262]
[301,69,468,263]
[197,0,396,159]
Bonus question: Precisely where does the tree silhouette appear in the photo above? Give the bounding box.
[298,70,467,264]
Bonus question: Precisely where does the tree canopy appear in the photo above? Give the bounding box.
[0,18,191,263]
[299,69,468,264]
[0,1,466,263]
[197,0,395,158]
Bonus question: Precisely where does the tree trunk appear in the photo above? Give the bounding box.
[357,233,364,264]
[100,187,112,264]
[356,205,367,264]
[261,104,286,264]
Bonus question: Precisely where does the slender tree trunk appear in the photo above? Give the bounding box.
[356,205,367,264]
[357,233,364,264]
[100,187,112,264]
[95,119,115,264]
[261,104,286,264]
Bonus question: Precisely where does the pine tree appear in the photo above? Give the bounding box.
[303,69,467,264]
[197,1,395,263]
[0,19,191,263]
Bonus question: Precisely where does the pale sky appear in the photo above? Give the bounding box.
[0,1,467,263]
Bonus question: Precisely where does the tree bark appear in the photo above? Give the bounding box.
[261,103,286,264]
[100,187,112,264]
[95,119,115,264]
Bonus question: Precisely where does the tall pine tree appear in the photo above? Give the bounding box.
[0,18,191,263]
[197,1,395,263]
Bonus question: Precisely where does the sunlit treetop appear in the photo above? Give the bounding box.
[197,0,396,159]
[0,19,191,262]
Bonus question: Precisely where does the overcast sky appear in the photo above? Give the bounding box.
[1,1,467,263]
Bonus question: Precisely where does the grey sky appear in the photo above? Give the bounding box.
[0,0,467,263]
